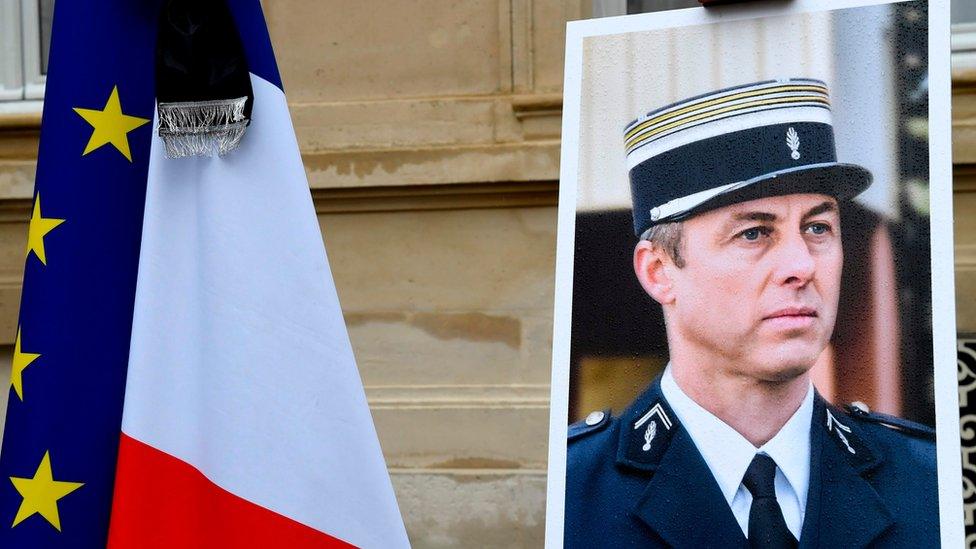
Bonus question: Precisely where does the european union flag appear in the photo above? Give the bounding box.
[0,1,162,546]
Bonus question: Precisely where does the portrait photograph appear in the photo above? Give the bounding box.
[544,0,962,547]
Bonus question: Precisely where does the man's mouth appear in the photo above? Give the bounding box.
[763,306,817,320]
[762,306,818,330]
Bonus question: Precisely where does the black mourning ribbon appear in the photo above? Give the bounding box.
[742,454,798,549]
[156,0,252,113]
[154,0,253,157]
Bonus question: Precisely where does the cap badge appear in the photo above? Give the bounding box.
[786,127,801,160]
[826,409,856,454]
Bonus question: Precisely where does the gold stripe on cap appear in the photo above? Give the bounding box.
[625,95,830,154]
[624,83,828,141]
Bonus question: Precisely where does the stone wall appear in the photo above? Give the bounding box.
[263,2,576,543]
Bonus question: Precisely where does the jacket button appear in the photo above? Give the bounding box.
[585,411,605,426]
[851,401,870,414]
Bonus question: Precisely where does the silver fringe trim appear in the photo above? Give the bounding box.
[157,96,248,158]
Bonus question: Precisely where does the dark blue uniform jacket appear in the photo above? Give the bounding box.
[565,377,939,548]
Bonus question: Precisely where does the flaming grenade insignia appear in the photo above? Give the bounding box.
[786,127,801,160]
[642,420,657,452]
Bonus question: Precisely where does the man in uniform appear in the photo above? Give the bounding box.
[565,78,938,548]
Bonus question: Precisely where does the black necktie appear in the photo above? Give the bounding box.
[742,454,798,549]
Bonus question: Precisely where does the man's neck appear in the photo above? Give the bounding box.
[669,358,811,447]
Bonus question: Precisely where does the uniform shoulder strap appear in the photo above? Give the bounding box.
[568,409,612,442]
[845,403,935,441]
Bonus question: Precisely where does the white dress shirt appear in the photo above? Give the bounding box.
[660,366,813,540]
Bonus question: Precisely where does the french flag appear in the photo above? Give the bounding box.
[0,1,408,547]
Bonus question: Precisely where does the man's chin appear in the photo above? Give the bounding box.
[755,363,812,383]
[751,343,823,382]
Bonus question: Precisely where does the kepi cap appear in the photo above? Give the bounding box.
[626,78,872,236]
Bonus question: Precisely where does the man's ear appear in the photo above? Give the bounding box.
[634,240,676,305]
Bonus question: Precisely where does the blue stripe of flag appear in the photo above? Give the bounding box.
[0,0,161,546]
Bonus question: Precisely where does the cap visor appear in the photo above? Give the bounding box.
[671,162,873,222]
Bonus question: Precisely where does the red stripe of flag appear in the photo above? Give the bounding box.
[108,434,355,548]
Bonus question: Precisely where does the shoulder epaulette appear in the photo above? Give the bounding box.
[845,403,935,441]
[568,409,611,442]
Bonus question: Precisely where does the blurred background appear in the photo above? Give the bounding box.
[0,0,975,546]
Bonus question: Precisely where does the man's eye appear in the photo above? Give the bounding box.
[739,227,769,241]
[806,223,831,235]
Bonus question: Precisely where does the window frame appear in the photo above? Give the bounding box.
[0,1,24,102]
[20,0,46,100]
[0,0,49,104]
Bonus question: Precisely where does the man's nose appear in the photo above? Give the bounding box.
[773,233,816,287]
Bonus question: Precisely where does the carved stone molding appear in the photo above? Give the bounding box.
[955,165,976,193]
[364,383,550,409]
[311,181,557,214]
[958,337,976,542]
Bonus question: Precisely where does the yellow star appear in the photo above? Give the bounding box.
[9,451,83,531]
[73,86,149,161]
[25,193,65,266]
[10,328,40,402]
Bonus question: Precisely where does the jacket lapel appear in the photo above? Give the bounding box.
[620,378,748,548]
[799,394,893,548]
[621,382,894,547]
[630,427,749,548]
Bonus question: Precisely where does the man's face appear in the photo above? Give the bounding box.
[664,193,843,381]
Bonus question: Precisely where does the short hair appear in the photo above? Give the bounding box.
[641,221,685,268]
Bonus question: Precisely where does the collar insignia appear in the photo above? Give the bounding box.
[634,402,672,431]
[826,408,856,454]
[817,396,883,474]
[618,398,678,471]
[635,403,672,453]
